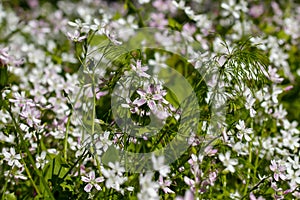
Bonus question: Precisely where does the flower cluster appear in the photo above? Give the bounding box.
[0,0,299,199]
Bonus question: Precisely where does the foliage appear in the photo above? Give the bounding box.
[0,0,300,199]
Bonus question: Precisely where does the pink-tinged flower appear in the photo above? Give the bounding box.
[267,66,284,83]
[81,171,104,192]
[249,4,264,18]
[27,0,39,8]
[250,192,265,200]
[4,166,27,180]
[188,154,200,167]
[204,146,218,156]
[28,20,51,35]
[86,87,108,100]
[133,84,167,111]
[0,47,9,65]
[20,104,41,127]
[271,182,292,199]
[131,60,150,78]
[283,188,293,195]
[175,189,194,200]
[183,23,196,36]
[0,47,23,66]
[103,29,122,45]
[153,0,176,13]
[149,13,168,28]
[67,30,87,42]
[270,160,286,181]
[183,176,197,192]
[293,191,300,199]
[208,171,218,186]
[2,147,22,168]
[158,175,174,194]
[271,2,282,16]
[9,91,35,108]
[283,85,293,91]
[121,98,140,114]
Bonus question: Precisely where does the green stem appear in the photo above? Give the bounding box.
[241,175,270,199]
[222,174,227,193]
[1,171,9,200]
[244,121,253,196]
[63,111,72,161]
[89,77,102,175]
[253,142,261,179]
[244,141,252,196]
[125,0,145,27]
[61,149,88,180]
[21,157,41,196]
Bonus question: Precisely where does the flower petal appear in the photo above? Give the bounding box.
[136,89,146,97]
[148,100,156,110]
[95,177,105,183]
[94,184,102,191]
[89,171,95,179]
[133,98,146,107]
[81,176,90,182]
[84,184,93,192]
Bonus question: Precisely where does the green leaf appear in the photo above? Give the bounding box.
[60,181,74,192]
[101,145,120,166]
[168,18,182,30]
[43,154,70,188]
[3,193,17,200]
[0,67,8,90]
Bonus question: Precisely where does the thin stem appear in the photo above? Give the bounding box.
[63,111,72,161]
[253,140,261,179]
[21,157,41,196]
[61,148,88,180]
[125,0,145,27]
[241,175,270,199]
[89,76,102,175]
[244,121,253,196]
[244,141,252,196]
[222,174,227,193]
[1,170,9,200]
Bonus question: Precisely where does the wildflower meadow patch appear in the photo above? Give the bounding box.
[0,0,300,199]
